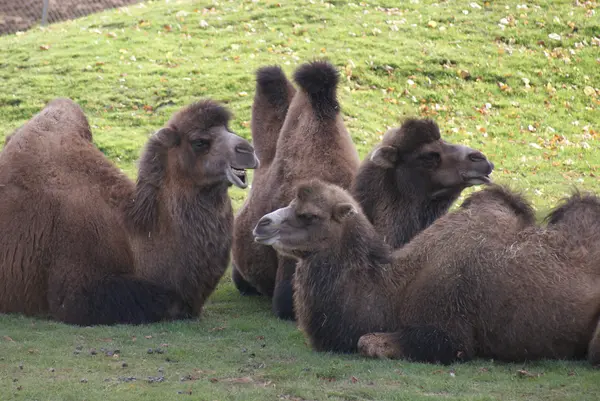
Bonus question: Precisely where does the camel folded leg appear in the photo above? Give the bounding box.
[48,272,191,326]
[272,255,297,321]
[588,318,600,366]
[357,325,473,365]
[231,263,261,296]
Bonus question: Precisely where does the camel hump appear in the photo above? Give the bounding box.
[256,66,292,114]
[545,191,600,225]
[293,60,340,120]
[46,97,81,110]
[462,185,534,219]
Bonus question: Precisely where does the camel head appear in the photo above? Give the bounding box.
[253,180,359,259]
[152,100,259,189]
[369,119,494,199]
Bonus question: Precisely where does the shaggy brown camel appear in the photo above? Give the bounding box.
[0,97,258,325]
[352,119,494,248]
[232,65,297,296]
[232,61,360,320]
[253,179,600,365]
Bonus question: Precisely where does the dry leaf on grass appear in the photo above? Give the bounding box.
[517,369,542,378]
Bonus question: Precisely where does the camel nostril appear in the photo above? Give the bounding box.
[258,217,272,227]
[468,152,486,163]
[235,144,254,155]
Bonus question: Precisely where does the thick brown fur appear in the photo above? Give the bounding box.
[0,98,258,325]
[232,66,297,296]
[232,61,360,320]
[4,98,93,146]
[254,180,600,365]
[352,119,494,248]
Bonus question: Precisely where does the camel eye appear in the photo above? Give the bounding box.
[418,152,440,167]
[191,139,211,153]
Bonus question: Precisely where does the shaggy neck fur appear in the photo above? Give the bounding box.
[353,164,461,249]
[125,140,233,314]
[293,215,395,352]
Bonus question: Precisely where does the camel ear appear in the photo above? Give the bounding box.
[370,145,397,168]
[333,202,356,222]
[154,127,179,146]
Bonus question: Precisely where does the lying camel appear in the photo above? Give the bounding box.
[253,179,600,365]
[352,119,494,248]
[0,97,258,325]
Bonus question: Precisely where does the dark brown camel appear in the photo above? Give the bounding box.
[232,65,297,296]
[253,179,600,365]
[0,98,258,326]
[351,119,494,248]
[232,61,360,320]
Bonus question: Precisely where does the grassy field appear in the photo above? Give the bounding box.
[0,0,599,400]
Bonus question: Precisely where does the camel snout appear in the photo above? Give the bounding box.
[233,140,260,169]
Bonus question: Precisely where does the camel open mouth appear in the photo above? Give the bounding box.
[226,166,248,189]
[463,174,492,186]
[253,233,280,246]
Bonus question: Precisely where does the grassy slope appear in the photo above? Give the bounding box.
[0,0,599,399]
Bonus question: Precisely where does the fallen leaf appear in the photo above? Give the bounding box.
[517,369,542,378]
[209,326,226,332]
[458,69,471,80]
[497,82,511,92]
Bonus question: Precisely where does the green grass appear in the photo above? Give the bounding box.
[0,0,599,399]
